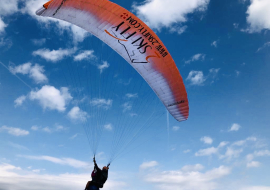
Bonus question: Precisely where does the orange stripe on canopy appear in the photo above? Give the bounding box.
[43,0,53,9]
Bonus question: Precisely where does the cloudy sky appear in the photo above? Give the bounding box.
[1,0,270,189]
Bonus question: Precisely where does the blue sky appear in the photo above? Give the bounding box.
[1,0,270,189]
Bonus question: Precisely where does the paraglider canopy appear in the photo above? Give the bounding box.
[36,0,189,122]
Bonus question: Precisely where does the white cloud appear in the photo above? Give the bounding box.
[8,142,29,150]
[219,147,243,160]
[209,68,220,78]
[140,161,158,170]
[183,149,191,153]
[144,165,230,190]
[254,150,270,157]
[31,126,40,131]
[42,127,51,133]
[67,106,88,122]
[200,136,213,144]
[125,93,138,98]
[122,102,132,112]
[30,64,49,84]
[169,25,187,35]
[232,140,246,146]
[20,155,89,168]
[0,18,7,34]
[0,0,19,16]
[235,70,241,77]
[195,147,218,156]
[33,48,76,62]
[257,42,270,52]
[29,85,72,112]
[9,62,32,75]
[211,41,218,48]
[70,133,78,140]
[31,125,65,133]
[74,50,95,61]
[185,54,206,64]
[133,0,210,30]
[233,23,239,29]
[245,150,270,168]
[104,124,113,131]
[0,126,29,136]
[241,187,270,190]
[14,95,27,107]
[31,38,46,46]
[247,161,261,168]
[55,124,66,131]
[98,61,110,74]
[245,0,270,33]
[229,123,241,132]
[186,71,206,85]
[0,37,13,49]
[172,126,180,131]
[218,141,229,148]
[181,164,204,172]
[0,163,126,190]
[90,98,112,110]
[9,63,48,84]
[232,137,257,147]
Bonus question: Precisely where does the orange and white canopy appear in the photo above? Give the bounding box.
[36,0,189,122]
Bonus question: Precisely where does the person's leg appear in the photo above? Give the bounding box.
[88,185,99,190]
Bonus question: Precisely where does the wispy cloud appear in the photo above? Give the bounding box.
[31,124,66,133]
[172,126,180,131]
[20,155,90,168]
[140,161,158,170]
[125,93,138,99]
[0,126,29,136]
[122,102,132,112]
[211,40,218,48]
[195,147,219,156]
[183,149,191,153]
[181,164,204,172]
[169,25,187,35]
[97,61,110,74]
[29,85,73,112]
[70,134,78,140]
[246,150,270,168]
[104,124,113,131]
[90,98,112,110]
[14,95,26,107]
[185,54,206,64]
[8,142,29,150]
[219,147,243,161]
[257,42,270,52]
[74,50,95,61]
[247,161,261,168]
[144,165,230,190]
[31,38,46,46]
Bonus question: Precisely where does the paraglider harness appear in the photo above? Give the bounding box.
[86,157,110,189]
